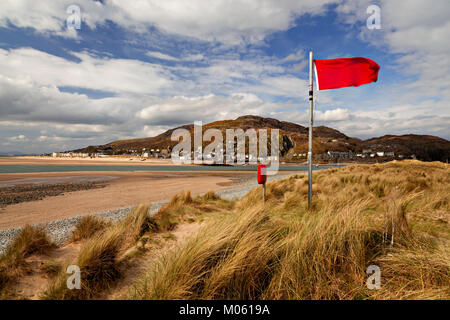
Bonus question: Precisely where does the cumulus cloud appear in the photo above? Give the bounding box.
[315,108,350,121]
[338,0,450,101]
[0,48,173,95]
[137,93,279,126]
[0,0,338,44]
[0,74,134,125]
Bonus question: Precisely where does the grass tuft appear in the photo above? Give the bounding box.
[0,225,55,295]
[69,216,109,242]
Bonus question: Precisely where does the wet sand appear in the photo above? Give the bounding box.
[0,170,252,230]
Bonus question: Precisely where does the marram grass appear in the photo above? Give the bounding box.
[130,161,449,300]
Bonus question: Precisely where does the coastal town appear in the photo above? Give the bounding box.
[49,147,408,162]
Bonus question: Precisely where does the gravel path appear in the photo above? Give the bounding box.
[0,172,297,256]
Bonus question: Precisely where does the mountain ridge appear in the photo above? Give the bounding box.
[75,115,449,162]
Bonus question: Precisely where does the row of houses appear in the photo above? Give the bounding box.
[292,151,402,160]
[53,152,88,158]
[327,151,398,159]
[52,152,108,158]
[357,151,395,158]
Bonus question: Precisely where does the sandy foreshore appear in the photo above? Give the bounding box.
[0,156,311,230]
[0,170,252,230]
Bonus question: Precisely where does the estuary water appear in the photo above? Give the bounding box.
[0,164,343,174]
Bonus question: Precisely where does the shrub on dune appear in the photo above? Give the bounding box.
[44,206,152,300]
[44,228,123,300]
[69,216,110,242]
[0,225,55,294]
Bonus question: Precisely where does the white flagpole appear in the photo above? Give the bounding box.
[308,51,314,208]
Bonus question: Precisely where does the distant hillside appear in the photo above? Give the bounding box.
[360,134,450,162]
[75,115,450,162]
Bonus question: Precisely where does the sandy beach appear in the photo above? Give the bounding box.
[0,167,252,230]
[0,156,312,230]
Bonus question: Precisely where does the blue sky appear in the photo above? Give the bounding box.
[0,0,449,153]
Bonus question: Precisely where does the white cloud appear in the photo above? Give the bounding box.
[282,49,305,62]
[315,108,350,121]
[381,0,450,54]
[0,74,136,125]
[8,134,27,141]
[0,0,107,38]
[0,48,173,95]
[107,0,338,44]
[0,0,338,44]
[146,51,204,62]
[146,51,179,61]
[185,54,204,61]
[292,61,308,71]
[258,76,308,98]
[0,47,308,100]
[136,93,278,125]
[338,0,450,101]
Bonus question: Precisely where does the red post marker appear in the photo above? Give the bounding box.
[257,164,267,184]
[257,164,267,202]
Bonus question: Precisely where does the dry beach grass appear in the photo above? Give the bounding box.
[130,160,449,300]
[0,160,448,300]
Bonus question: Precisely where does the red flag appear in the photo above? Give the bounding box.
[314,57,380,90]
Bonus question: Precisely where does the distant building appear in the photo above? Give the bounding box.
[161,149,169,157]
[327,151,353,159]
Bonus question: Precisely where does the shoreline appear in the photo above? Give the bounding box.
[0,156,367,167]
